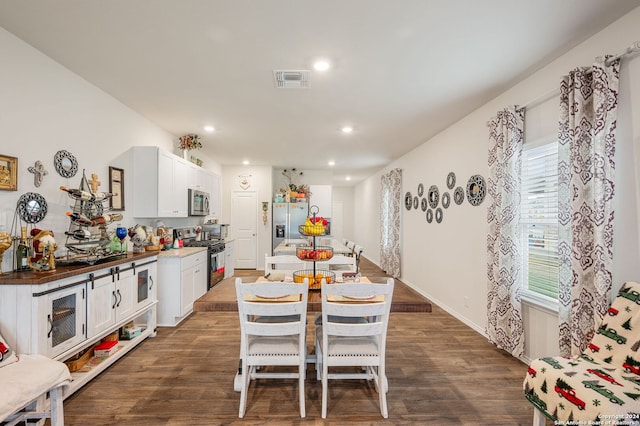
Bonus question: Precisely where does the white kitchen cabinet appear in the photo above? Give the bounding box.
[210,172,221,217]
[131,146,189,218]
[224,240,234,278]
[157,249,207,326]
[86,265,136,339]
[309,185,332,217]
[0,254,158,398]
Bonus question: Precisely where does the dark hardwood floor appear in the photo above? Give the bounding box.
[61,259,537,425]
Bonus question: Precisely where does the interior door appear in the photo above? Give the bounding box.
[232,190,257,269]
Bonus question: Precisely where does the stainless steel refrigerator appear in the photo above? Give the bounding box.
[272,201,308,251]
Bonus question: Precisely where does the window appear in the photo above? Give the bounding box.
[521,140,559,302]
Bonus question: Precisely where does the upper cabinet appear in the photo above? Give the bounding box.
[130,147,189,218]
[309,185,332,217]
[126,146,220,218]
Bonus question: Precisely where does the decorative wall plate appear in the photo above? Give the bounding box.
[405,192,413,210]
[421,198,427,211]
[435,208,443,223]
[446,172,456,190]
[442,192,451,209]
[428,185,439,209]
[17,192,48,224]
[54,150,78,178]
[454,187,464,205]
[466,175,487,206]
[413,196,419,210]
[426,209,433,223]
[417,183,424,197]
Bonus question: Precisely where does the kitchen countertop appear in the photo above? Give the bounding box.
[0,251,158,285]
[158,247,207,258]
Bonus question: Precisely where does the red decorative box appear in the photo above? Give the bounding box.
[93,340,119,357]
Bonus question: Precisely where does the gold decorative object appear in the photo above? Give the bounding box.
[88,173,101,192]
[0,231,12,274]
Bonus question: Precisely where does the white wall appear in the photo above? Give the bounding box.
[355,7,640,359]
[0,27,220,271]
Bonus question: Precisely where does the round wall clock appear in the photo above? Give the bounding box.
[428,185,439,209]
[446,172,456,189]
[466,175,487,206]
[405,192,413,210]
[454,187,464,205]
[442,192,451,209]
[54,150,78,178]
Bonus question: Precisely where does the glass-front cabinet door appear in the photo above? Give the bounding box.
[37,283,86,359]
[134,261,157,312]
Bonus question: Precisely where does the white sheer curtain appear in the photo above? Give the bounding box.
[380,168,401,278]
[557,56,620,356]
[486,106,525,358]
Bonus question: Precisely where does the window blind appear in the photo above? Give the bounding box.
[521,141,559,299]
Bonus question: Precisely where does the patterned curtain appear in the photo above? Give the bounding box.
[380,168,401,278]
[486,106,525,358]
[557,56,620,356]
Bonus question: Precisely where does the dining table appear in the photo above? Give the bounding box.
[194,274,432,313]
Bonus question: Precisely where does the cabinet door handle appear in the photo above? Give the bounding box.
[112,291,117,309]
[47,314,53,338]
[149,276,154,290]
[116,289,122,307]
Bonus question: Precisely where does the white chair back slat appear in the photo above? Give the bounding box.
[265,253,305,273]
[308,255,357,271]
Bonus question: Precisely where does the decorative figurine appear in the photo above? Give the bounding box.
[88,173,101,193]
[27,160,48,187]
[29,228,58,272]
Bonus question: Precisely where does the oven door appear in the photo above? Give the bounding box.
[209,249,225,289]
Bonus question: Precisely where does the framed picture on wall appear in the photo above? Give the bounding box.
[109,166,124,211]
[0,154,18,191]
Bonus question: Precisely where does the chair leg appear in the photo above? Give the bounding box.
[378,364,388,418]
[299,361,306,418]
[50,385,65,426]
[321,361,329,418]
[533,408,546,426]
[238,362,250,418]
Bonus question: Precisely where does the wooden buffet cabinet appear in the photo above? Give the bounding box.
[0,252,158,398]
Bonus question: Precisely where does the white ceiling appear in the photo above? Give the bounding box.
[0,1,638,185]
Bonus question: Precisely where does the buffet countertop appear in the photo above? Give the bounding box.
[0,251,158,285]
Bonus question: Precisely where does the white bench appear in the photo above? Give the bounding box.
[0,354,71,426]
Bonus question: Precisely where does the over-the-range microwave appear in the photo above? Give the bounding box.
[188,188,210,216]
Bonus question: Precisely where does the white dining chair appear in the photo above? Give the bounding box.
[235,277,309,418]
[309,255,357,272]
[315,278,395,418]
[353,245,364,273]
[264,253,305,274]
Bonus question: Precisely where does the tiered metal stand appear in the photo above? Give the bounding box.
[57,171,123,265]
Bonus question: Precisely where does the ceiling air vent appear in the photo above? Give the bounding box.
[273,70,311,89]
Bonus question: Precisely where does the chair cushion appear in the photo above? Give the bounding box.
[317,326,379,356]
[248,335,302,356]
[0,354,71,421]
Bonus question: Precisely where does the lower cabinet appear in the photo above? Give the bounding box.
[0,256,158,398]
[224,240,235,278]
[157,250,207,326]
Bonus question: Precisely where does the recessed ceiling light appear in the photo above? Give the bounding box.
[242,160,250,165]
[204,126,215,132]
[313,60,330,72]
[345,176,351,181]
[328,160,335,166]
[341,126,353,134]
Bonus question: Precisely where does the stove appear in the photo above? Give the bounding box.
[174,227,226,289]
